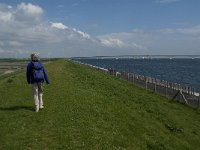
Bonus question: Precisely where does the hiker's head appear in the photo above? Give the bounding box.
[31,53,40,61]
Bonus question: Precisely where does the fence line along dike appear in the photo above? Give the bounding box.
[71,59,200,108]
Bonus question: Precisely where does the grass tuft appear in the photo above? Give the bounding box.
[7,78,14,83]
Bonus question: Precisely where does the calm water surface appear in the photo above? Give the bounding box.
[77,58,200,92]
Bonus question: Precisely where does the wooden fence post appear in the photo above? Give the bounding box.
[179,90,181,101]
[145,77,148,89]
[124,72,126,80]
[154,79,157,92]
[165,81,168,97]
[193,87,195,96]
[198,95,200,107]
[185,86,187,93]
[128,73,130,81]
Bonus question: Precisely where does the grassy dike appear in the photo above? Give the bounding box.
[0,60,200,149]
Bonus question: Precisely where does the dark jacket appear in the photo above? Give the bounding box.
[26,61,50,84]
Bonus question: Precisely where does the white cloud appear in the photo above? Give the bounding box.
[17,3,43,16]
[72,28,90,39]
[51,23,90,38]
[177,26,200,34]
[99,36,148,51]
[158,25,200,35]
[98,32,149,51]
[98,26,200,55]
[100,38,124,48]
[0,3,118,57]
[7,5,12,9]
[155,0,181,3]
[51,22,68,30]
[8,41,24,47]
[13,2,44,24]
[0,11,12,22]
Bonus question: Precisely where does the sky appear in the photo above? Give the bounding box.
[0,0,200,58]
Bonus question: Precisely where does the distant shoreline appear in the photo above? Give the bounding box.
[70,55,200,59]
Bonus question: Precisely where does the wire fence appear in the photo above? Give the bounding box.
[72,60,200,108]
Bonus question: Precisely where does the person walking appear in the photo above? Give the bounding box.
[26,53,50,112]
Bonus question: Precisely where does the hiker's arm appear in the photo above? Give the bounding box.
[26,64,31,84]
[43,68,50,84]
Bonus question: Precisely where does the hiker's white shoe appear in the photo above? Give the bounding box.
[35,106,39,112]
[40,105,44,109]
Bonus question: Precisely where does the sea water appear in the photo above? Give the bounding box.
[77,58,200,92]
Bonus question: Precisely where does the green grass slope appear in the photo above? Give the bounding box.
[0,60,200,149]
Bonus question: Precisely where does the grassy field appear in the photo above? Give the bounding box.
[0,58,58,76]
[0,61,27,75]
[0,60,200,149]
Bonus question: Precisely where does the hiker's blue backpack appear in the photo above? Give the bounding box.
[31,61,44,82]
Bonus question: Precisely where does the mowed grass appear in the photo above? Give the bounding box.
[0,60,200,149]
